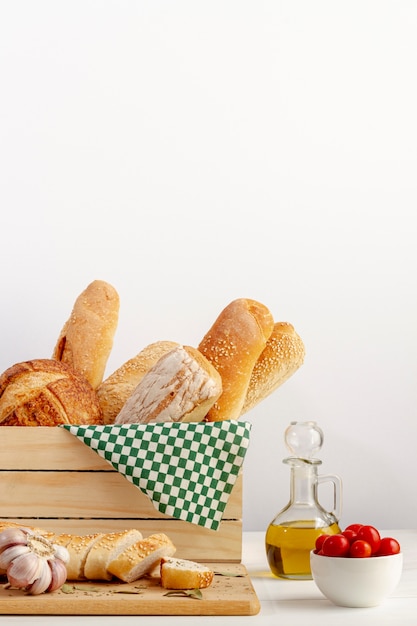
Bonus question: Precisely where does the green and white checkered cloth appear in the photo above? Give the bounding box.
[62,420,251,531]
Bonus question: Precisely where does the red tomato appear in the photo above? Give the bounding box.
[315,534,329,552]
[342,529,358,544]
[349,539,372,558]
[356,525,381,554]
[321,534,351,557]
[376,537,401,556]
[344,523,363,534]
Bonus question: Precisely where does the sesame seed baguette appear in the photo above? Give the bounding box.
[198,298,274,421]
[52,280,120,390]
[160,557,214,590]
[64,533,105,581]
[107,533,176,583]
[241,322,305,416]
[96,341,180,424]
[83,529,143,581]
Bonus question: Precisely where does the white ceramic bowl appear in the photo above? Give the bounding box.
[310,550,403,608]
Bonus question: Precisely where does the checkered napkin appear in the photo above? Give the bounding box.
[62,420,251,531]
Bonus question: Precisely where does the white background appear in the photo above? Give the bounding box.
[1,1,416,532]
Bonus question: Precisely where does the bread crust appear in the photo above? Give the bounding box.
[97,341,180,424]
[115,345,222,424]
[198,298,274,421]
[83,529,143,581]
[52,280,119,389]
[160,557,214,589]
[0,359,103,426]
[107,533,176,583]
[241,322,305,415]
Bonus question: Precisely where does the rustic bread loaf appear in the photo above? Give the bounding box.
[52,279,119,389]
[198,298,274,421]
[160,557,214,589]
[115,345,222,424]
[241,322,305,415]
[96,340,180,424]
[83,529,143,581]
[108,533,176,583]
[0,359,103,426]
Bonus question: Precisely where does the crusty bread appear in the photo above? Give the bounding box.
[107,533,176,583]
[198,298,274,421]
[115,345,222,424]
[160,557,214,589]
[97,341,180,424]
[52,280,119,389]
[241,322,305,415]
[83,529,143,581]
[0,359,103,426]
[64,533,104,581]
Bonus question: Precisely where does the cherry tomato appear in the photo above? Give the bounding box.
[315,534,329,552]
[344,523,363,534]
[342,529,358,544]
[356,525,381,554]
[349,539,372,558]
[321,534,350,557]
[376,537,401,556]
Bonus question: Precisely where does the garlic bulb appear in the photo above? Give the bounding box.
[0,527,69,594]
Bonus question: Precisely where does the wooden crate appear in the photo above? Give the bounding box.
[0,427,242,562]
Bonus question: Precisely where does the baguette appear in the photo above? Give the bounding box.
[160,557,214,589]
[115,345,222,424]
[64,533,104,581]
[0,359,103,426]
[97,340,180,424]
[108,533,176,583]
[241,322,305,415]
[198,298,274,421]
[52,280,119,389]
[83,529,143,581]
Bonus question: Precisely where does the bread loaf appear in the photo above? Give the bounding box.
[52,280,119,389]
[83,529,143,581]
[0,359,103,426]
[64,533,105,581]
[198,298,274,421]
[107,533,176,583]
[241,322,305,415]
[115,345,222,424]
[160,557,214,589]
[97,340,180,424]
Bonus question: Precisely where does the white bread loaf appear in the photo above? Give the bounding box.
[52,280,120,389]
[115,345,222,424]
[97,340,180,424]
[83,529,143,581]
[241,321,305,415]
[108,533,176,583]
[160,557,214,589]
[0,359,103,426]
[198,298,274,421]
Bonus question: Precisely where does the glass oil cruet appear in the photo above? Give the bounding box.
[265,420,342,580]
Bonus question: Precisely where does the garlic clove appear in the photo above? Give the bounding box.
[26,560,52,595]
[0,528,29,554]
[7,551,44,587]
[53,544,70,564]
[0,544,30,570]
[47,558,68,592]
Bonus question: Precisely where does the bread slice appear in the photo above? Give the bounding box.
[160,557,214,589]
[96,341,180,424]
[83,529,143,581]
[107,533,176,583]
[64,533,104,580]
[115,345,222,424]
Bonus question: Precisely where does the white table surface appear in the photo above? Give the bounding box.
[1,529,415,625]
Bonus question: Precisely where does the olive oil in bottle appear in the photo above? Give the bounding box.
[265,421,342,580]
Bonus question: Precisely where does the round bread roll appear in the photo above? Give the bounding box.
[198,298,274,421]
[52,279,120,389]
[241,322,305,415]
[0,359,103,426]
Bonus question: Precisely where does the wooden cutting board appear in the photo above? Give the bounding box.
[0,563,260,616]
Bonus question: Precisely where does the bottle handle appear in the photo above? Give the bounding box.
[318,473,343,521]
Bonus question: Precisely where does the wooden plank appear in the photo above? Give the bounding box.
[1,518,242,562]
[0,471,242,520]
[0,563,260,615]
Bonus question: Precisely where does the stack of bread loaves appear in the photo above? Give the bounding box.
[0,280,305,426]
